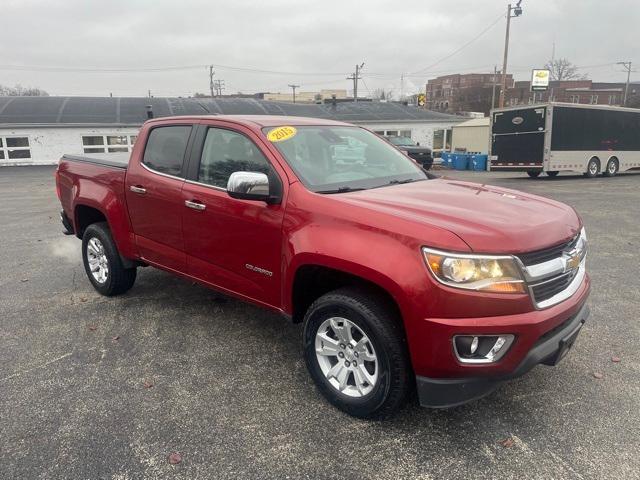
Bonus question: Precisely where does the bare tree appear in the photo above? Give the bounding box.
[543,58,587,81]
[371,88,394,101]
[627,94,640,109]
[0,84,49,96]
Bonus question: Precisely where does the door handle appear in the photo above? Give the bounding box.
[185,200,206,211]
[130,185,147,195]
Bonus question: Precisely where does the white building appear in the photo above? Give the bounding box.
[450,117,491,154]
[0,96,463,166]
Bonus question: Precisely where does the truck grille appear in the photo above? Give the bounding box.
[530,269,579,303]
[517,235,579,266]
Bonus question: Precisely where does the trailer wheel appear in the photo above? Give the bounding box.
[527,171,542,178]
[584,157,600,178]
[604,158,619,177]
[547,171,559,177]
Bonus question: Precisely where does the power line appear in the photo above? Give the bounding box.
[0,62,349,76]
[409,12,505,75]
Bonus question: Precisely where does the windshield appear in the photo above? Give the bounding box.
[388,136,416,147]
[264,126,426,193]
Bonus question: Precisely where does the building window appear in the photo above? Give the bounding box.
[570,95,580,103]
[609,95,618,105]
[82,134,137,153]
[0,136,31,160]
[400,130,412,138]
[590,95,598,104]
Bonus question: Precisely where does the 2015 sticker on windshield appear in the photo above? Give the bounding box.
[267,126,297,142]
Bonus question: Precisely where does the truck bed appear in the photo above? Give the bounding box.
[61,152,130,169]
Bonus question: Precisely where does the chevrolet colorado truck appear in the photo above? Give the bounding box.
[56,115,590,418]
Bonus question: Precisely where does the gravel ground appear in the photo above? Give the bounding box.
[1,166,639,479]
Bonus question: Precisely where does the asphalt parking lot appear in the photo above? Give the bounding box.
[1,165,639,479]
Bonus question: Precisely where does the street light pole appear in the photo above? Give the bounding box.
[288,84,300,103]
[498,2,523,108]
[617,61,632,106]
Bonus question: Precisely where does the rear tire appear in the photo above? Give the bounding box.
[303,287,411,419]
[527,170,542,178]
[604,158,619,177]
[82,222,136,296]
[584,157,600,178]
[547,171,559,177]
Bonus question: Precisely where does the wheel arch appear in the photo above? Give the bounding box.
[74,203,107,238]
[287,259,407,326]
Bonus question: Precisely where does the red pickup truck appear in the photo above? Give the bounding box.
[56,115,590,418]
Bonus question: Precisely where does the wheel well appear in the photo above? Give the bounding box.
[589,156,600,166]
[291,265,401,324]
[607,156,619,165]
[74,205,106,238]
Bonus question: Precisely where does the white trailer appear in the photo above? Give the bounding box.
[489,102,640,178]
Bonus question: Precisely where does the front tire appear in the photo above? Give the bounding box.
[82,222,136,296]
[303,287,411,419]
[527,170,542,178]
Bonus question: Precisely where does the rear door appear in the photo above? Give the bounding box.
[491,106,546,169]
[125,122,194,271]
[180,123,287,308]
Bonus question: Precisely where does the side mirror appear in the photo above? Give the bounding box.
[416,142,420,146]
[227,171,276,203]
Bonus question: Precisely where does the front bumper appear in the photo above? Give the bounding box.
[416,302,590,408]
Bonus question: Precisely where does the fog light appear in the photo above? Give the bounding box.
[453,335,515,364]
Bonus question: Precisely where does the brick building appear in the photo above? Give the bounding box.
[505,80,637,106]
[425,73,515,114]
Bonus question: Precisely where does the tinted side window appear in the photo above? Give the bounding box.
[143,126,192,176]
[198,128,271,188]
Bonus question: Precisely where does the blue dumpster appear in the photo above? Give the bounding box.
[471,154,488,171]
[452,153,469,170]
[441,152,451,167]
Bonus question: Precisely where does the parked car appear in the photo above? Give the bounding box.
[56,115,590,419]
[386,135,434,170]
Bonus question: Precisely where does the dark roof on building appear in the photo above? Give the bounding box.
[0,96,462,126]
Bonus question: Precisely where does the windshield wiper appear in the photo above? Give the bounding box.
[316,186,367,194]
[382,178,424,186]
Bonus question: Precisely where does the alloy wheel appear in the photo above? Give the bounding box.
[314,317,378,397]
[86,237,109,284]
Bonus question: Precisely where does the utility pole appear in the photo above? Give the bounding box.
[347,62,364,102]
[499,1,523,108]
[209,65,215,98]
[400,73,405,101]
[288,84,300,103]
[617,61,632,106]
[491,65,498,110]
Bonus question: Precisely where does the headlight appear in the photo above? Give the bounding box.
[575,227,587,261]
[422,247,525,293]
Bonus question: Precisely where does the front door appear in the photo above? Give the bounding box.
[181,124,286,308]
[125,123,193,271]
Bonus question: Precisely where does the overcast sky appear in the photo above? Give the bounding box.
[0,0,636,98]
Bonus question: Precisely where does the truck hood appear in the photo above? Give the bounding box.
[336,178,581,253]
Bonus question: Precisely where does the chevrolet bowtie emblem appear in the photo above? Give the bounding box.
[564,251,581,271]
